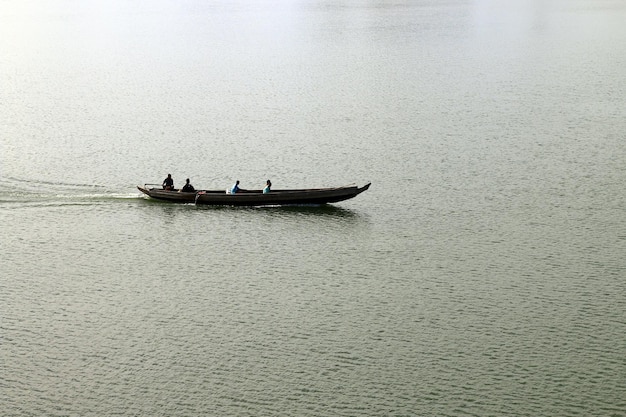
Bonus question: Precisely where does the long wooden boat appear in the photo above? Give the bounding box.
[137,183,371,206]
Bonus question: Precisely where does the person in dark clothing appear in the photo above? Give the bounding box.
[182,178,195,193]
[162,174,174,190]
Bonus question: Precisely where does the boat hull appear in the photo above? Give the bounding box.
[137,183,370,206]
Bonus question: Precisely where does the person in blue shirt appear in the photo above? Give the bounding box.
[263,179,271,194]
[231,180,241,194]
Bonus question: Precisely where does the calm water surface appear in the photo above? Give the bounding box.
[2,1,626,416]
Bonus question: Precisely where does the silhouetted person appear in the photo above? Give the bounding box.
[182,178,195,192]
[162,174,174,191]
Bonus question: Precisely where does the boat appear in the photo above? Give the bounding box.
[137,182,371,206]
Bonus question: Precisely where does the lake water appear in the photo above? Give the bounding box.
[2,0,626,415]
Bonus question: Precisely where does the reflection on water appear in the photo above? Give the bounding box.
[193,201,362,217]
[138,195,368,231]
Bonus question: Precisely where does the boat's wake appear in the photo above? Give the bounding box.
[1,176,142,207]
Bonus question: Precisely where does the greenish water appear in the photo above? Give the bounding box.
[2,1,626,415]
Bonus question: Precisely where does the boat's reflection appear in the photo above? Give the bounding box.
[195,202,362,219]
[139,197,365,221]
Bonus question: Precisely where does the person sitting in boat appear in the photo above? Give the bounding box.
[162,174,174,191]
[231,180,241,194]
[263,179,271,194]
[181,178,195,193]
